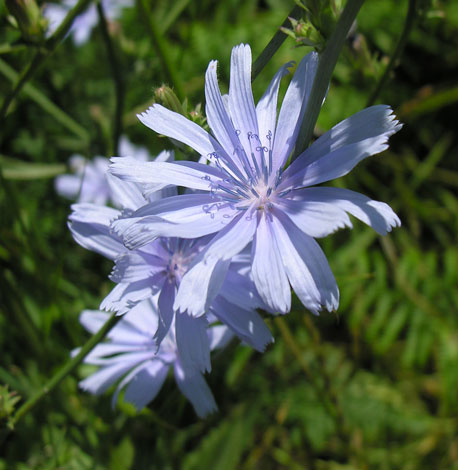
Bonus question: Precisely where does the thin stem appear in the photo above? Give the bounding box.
[97,1,124,155]
[138,0,185,102]
[293,0,366,159]
[252,4,303,82]
[0,0,93,122]
[8,312,121,430]
[366,0,417,106]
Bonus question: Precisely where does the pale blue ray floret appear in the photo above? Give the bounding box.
[55,136,150,205]
[69,150,273,379]
[110,43,402,317]
[44,0,134,45]
[75,300,232,418]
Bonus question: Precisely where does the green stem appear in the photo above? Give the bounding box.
[366,0,417,106]
[0,0,93,122]
[293,0,366,159]
[8,312,121,430]
[252,5,303,82]
[0,44,28,55]
[97,1,124,155]
[138,0,185,102]
[0,58,90,142]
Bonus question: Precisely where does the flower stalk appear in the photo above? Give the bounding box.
[0,0,94,123]
[7,312,121,431]
[366,0,417,106]
[293,0,366,158]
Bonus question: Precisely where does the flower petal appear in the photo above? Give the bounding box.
[174,360,217,418]
[275,195,353,238]
[154,279,176,349]
[111,194,236,249]
[174,213,257,316]
[100,279,157,314]
[113,360,169,410]
[280,106,402,189]
[211,296,273,351]
[228,44,259,152]
[109,251,165,283]
[175,312,211,374]
[218,269,264,311]
[271,209,339,314]
[69,206,125,260]
[205,59,246,172]
[110,157,224,192]
[256,61,293,149]
[290,187,401,235]
[272,52,318,173]
[137,104,224,159]
[251,212,291,314]
[208,325,233,350]
[79,352,152,395]
[106,172,146,211]
[79,310,150,344]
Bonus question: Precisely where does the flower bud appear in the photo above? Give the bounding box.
[154,85,184,115]
[6,0,47,44]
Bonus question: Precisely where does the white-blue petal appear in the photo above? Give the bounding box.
[272,52,318,173]
[256,61,293,149]
[289,187,401,235]
[79,352,152,395]
[174,213,257,316]
[113,360,169,410]
[211,296,273,351]
[271,209,339,314]
[154,279,176,349]
[275,195,353,238]
[110,157,224,192]
[175,313,211,374]
[251,212,291,314]
[228,44,259,154]
[174,360,217,418]
[137,104,225,159]
[280,105,402,190]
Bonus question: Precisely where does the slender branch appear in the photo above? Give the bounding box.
[8,312,121,430]
[252,4,303,82]
[0,0,93,122]
[293,0,366,159]
[138,0,185,102]
[97,1,124,155]
[366,0,417,106]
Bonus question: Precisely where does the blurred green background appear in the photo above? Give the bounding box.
[1,0,457,468]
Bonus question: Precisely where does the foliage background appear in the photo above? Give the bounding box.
[1,0,457,468]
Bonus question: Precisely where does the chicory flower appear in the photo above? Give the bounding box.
[76,300,232,418]
[69,152,273,375]
[110,44,401,317]
[55,136,151,205]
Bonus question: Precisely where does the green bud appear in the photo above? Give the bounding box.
[154,85,184,115]
[6,0,47,44]
[284,0,345,51]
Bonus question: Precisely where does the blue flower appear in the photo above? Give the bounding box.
[69,152,273,375]
[55,136,156,205]
[44,0,133,45]
[75,300,232,418]
[110,44,402,317]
